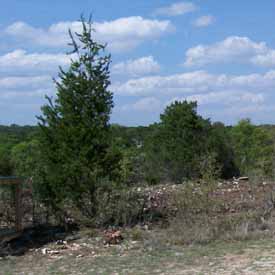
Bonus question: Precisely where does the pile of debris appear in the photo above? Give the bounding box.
[103,229,123,245]
[40,240,86,259]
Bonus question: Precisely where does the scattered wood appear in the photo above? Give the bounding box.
[237,177,249,181]
[103,230,123,245]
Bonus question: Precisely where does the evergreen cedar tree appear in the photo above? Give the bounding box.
[152,100,212,183]
[36,17,121,217]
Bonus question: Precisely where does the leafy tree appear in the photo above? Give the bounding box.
[0,125,37,176]
[152,100,212,183]
[143,123,165,185]
[11,139,40,178]
[0,149,13,176]
[208,122,239,178]
[111,124,151,185]
[231,119,274,177]
[35,17,121,217]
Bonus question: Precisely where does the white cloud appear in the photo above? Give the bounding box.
[251,50,275,67]
[165,91,265,123]
[121,97,161,112]
[0,75,52,90]
[112,69,275,124]
[154,2,197,16]
[185,91,264,105]
[111,70,275,97]
[223,104,275,117]
[112,71,212,96]
[0,74,54,102]
[0,49,70,74]
[184,36,268,67]
[0,88,53,100]
[2,70,272,120]
[4,17,174,52]
[112,56,160,77]
[193,15,215,27]
[184,36,275,67]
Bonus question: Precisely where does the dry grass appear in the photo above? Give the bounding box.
[2,228,275,274]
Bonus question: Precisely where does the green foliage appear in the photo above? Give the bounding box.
[119,147,146,185]
[149,100,212,183]
[0,125,37,176]
[231,119,274,177]
[0,150,13,176]
[111,124,150,185]
[208,122,239,178]
[143,123,166,185]
[35,17,121,217]
[11,139,40,177]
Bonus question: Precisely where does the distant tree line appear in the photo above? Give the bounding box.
[1,117,274,182]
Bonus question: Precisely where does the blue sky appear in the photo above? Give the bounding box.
[1,0,275,126]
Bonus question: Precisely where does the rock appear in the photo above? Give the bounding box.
[70,243,81,250]
[41,248,61,255]
[48,250,60,255]
[41,248,48,255]
[56,240,67,245]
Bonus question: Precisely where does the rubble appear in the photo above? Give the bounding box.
[103,230,123,245]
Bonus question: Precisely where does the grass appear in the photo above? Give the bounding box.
[2,231,275,274]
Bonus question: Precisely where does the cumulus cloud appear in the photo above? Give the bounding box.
[112,56,160,77]
[153,2,197,16]
[184,36,267,67]
[193,15,215,27]
[184,36,275,67]
[166,91,265,122]
[121,97,161,112]
[0,88,53,100]
[0,74,55,103]
[111,70,275,97]
[251,50,275,67]
[0,49,71,75]
[4,17,174,52]
[185,91,264,105]
[0,75,52,90]
[223,104,274,118]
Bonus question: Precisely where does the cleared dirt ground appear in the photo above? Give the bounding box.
[2,180,275,274]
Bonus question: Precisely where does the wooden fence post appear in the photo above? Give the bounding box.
[15,182,22,232]
[0,177,23,233]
